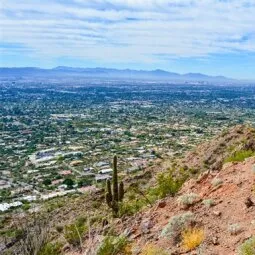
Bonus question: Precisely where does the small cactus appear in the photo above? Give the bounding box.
[105,156,124,217]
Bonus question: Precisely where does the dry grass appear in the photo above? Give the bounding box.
[6,214,52,255]
[140,244,168,255]
[181,227,204,251]
[238,236,255,255]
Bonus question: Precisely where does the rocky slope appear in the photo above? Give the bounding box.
[113,125,255,255]
[117,156,255,254]
[63,125,255,255]
[5,125,254,255]
[178,125,255,173]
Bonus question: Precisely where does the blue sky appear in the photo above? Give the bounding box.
[0,0,255,79]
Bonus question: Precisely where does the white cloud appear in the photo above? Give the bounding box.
[0,0,255,64]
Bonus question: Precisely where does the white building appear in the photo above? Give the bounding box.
[98,168,113,174]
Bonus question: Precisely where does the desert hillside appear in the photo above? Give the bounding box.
[67,125,255,255]
[2,125,255,255]
[179,125,255,172]
[115,151,255,255]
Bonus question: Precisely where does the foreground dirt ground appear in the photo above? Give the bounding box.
[117,157,255,254]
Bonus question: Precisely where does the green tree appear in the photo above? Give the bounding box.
[63,178,74,189]
[43,179,52,186]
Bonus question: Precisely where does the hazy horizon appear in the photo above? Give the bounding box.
[1,0,255,79]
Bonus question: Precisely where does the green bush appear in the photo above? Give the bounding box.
[22,203,31,211]
[0,228,23,238]
[225,150,255,163]
[45,199,65,212]
[119,187,158,217]
[154,171,185,198]
[238,236,255,255]
[119,198,147,216]
[64,219,87,246]
[38,242,62,255]
[97,235,128,255]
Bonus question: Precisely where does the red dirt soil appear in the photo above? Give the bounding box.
[119,157,255,255]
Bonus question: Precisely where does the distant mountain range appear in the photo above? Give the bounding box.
[0,66,234,82]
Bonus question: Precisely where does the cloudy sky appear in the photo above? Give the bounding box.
[0,0,255,79]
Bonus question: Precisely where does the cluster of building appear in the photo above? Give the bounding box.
[1,81,255,213]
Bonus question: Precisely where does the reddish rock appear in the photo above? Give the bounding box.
[158,200,166,208]
[245,197,254,208]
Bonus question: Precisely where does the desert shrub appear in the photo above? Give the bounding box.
[45,199,65,212]
[189,168,199,174]
[38,242,62,255]
[119,198,147,216]
[140,244,168,255]
[89,214,105,226]
[0,228,23,238]
[211,178,223,187]
[154,170,185,198]
[228,223,242,235]
[22,203,31,211]
[11,215,51,255]
[202,199,215,207]
[161,211,194,244]
[97,235,129,255]
[119,187,158,217]
[225,150,255,163]
[177,193,199,208]
[76,216,87,225]
[238,236,255,255]
[64,218,87,246]
[118,188,148,216]
[181,227,204,251]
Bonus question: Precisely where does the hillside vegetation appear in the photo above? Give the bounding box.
[2,125,255,255]
[179,125,255,172]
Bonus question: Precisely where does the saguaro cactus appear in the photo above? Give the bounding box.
[105,156,124,217]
